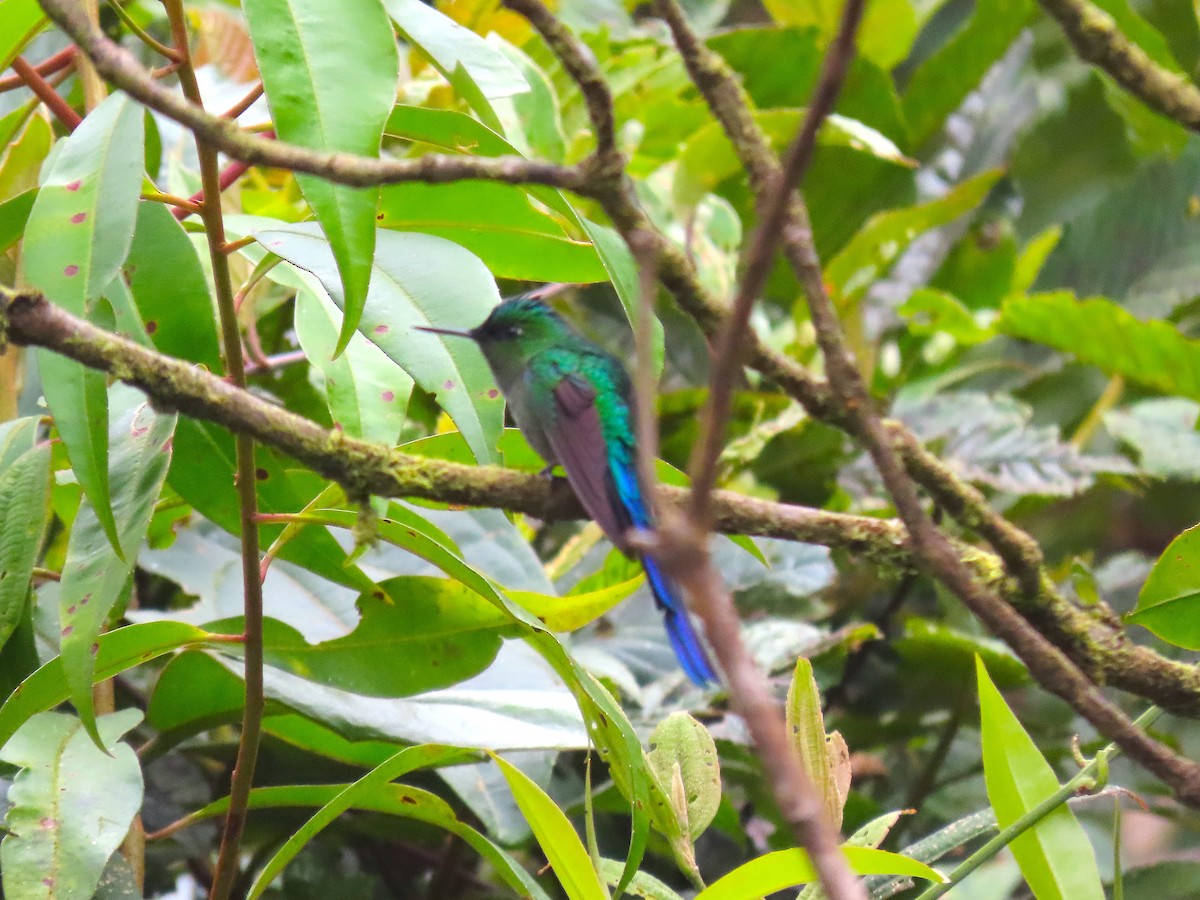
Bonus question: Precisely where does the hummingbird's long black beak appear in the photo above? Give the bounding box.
[414,324,477,340]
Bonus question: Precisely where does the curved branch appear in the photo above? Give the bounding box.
[35,0,593,194]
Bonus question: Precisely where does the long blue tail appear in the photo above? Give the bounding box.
[642,556,719,686]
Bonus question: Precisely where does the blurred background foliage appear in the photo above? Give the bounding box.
[5,0,1200,897]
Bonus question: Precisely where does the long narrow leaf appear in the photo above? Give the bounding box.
[977,657,1104,899]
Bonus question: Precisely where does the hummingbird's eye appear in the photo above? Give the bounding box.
[505,325,523,339]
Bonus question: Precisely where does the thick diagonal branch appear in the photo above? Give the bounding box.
[6,286,1200,716]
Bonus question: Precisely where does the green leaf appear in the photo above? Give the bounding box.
[58,384,175,746]
[0,710,143,900]
[898,289,996,345]
[1129,524,1200,648]
[0,0,44,72]
[383,0,528,132]
[999,292,1200,400]
[826,169,1002,304]
[257,224,504,462]
[902,0,1034,148]
[23,90,144,315]
[976,657,1105,900]
[695,847,944,899]
[0,187,35,253]
[376,181,607,283]
[491,36,568,162]
[245,744,474,899]
[511,577,643,632]
[178,779,551,900]
[0,417,38,472]
[762,0,918,69]
[1104,398,1200,479]
[125,201,221,371]
[243,0,398,356]
[674,108,912,208]
[295,284,412,447]
[0,621,211,748]
[25,92,145,559]
[889,392,1134,497]
[384,103,516,155]
[245,577,506,697]
[597,859,685,900]
[786,657,850,831]
[492,752,610,900]
[151,649,589,750]
[646,712,721,841]
[0,111,50,202]
[0,444,50,654]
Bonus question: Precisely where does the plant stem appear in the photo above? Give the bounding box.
[159,3,265,897]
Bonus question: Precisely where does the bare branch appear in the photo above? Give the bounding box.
[9,54,82,130]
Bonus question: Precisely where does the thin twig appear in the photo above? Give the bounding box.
[0,46,75,91]
[104,0,181,61]
[221,80,264,119]
[8,55,82,130]
[243,348,307,376]
[158,4,265,897]
[774,19,1200,811]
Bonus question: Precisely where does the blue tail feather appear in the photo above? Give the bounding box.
[642,556,719,686]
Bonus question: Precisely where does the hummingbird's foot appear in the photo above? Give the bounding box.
[538,464,557,481]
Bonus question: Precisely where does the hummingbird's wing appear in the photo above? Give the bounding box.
[539,374,633,552]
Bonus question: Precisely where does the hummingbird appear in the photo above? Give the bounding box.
[417,295,718,686]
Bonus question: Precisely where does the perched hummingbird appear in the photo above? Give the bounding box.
[418,295,718,686]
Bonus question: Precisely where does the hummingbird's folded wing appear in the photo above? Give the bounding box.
[541,374,633,553]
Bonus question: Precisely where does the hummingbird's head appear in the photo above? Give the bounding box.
[416,294,573,385]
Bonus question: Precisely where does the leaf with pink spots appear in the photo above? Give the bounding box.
[22,92,145,560]
[0,709,143,900]
[57,384,175,749]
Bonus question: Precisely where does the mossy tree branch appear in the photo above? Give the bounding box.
[1038,0,1200,130]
